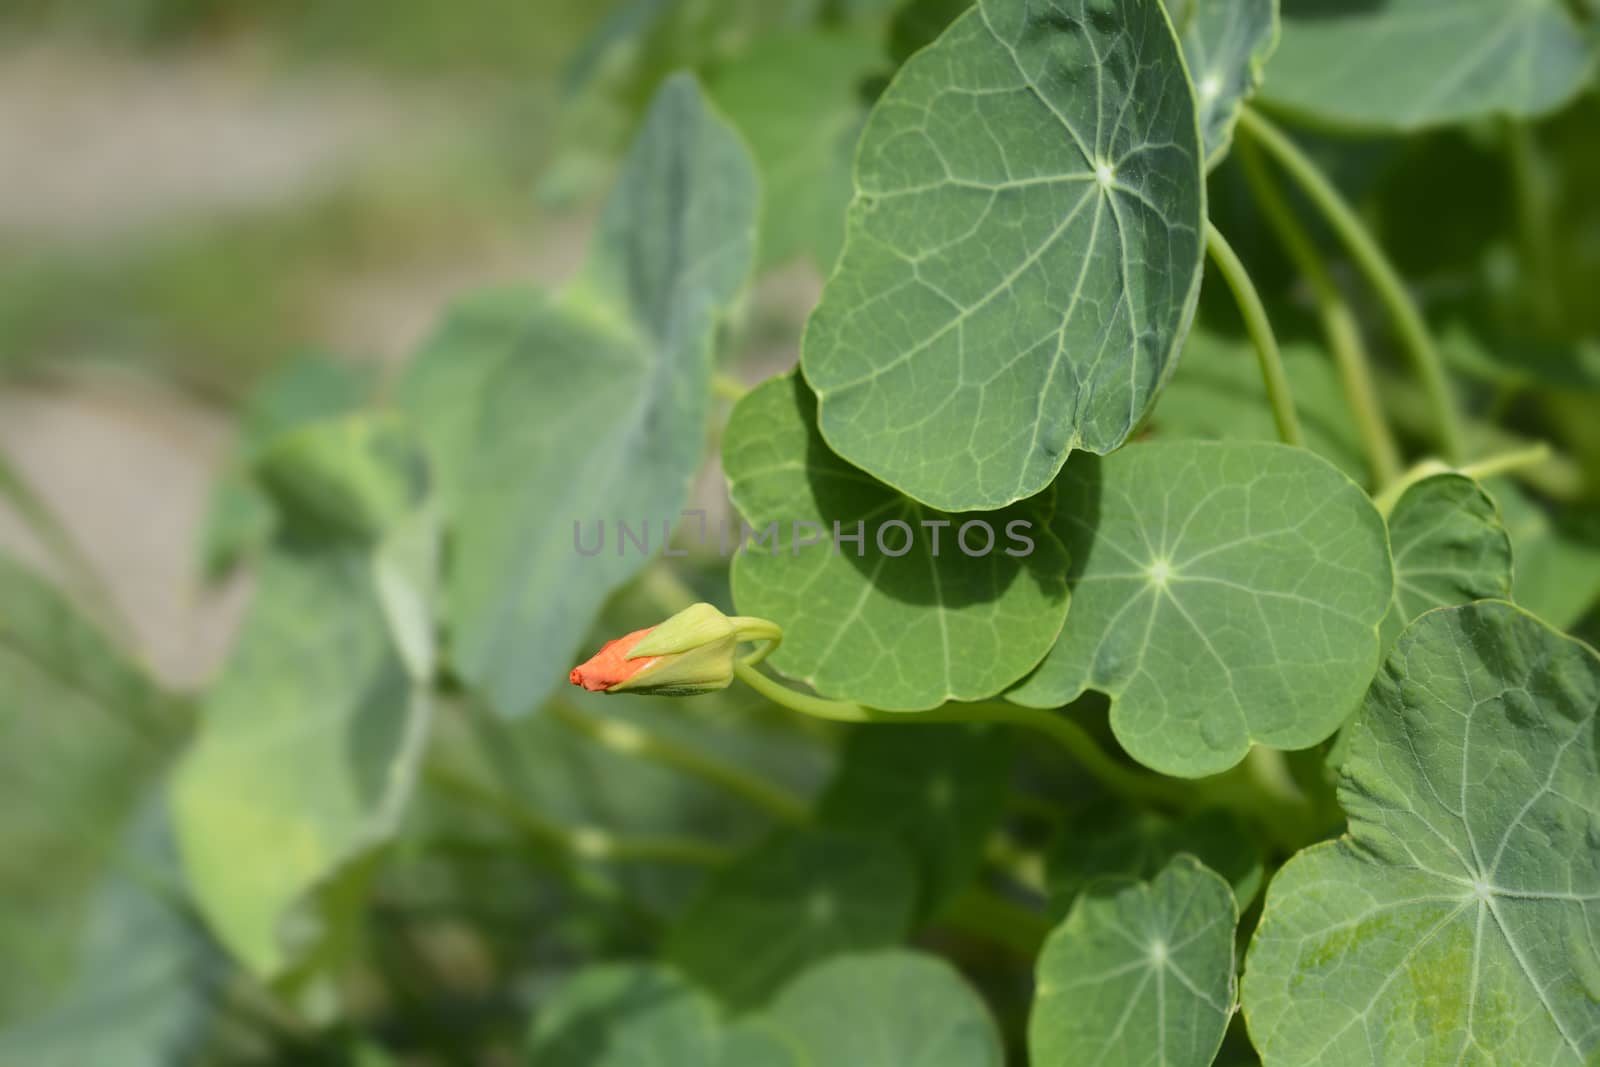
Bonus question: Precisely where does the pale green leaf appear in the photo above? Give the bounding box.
[1491,477,1600,631]
[1242,601,1600,1066]
[1169,0,1279,167]
[1009,440,1392,778]
[1047,805,1265,913]
[710,30,881,271]
[666,828,918,1008]
[400,74,756,717]
[0,555,183,1021]
[723,374,1071,710]
[818,724,1014,917]
[1151,329,1367,481]
[801,0,1207,510]
[1031,855,1239,1067]
[171,415,435,979]
[767,950,1005,1066]
[1382,472,1512,648]
[1264,0,1594,132]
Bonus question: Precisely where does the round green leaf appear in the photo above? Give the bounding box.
[1170,0,1280,168]
[801,0,1207,511]
[1009,440,1393,777]
[1264,0,1594,133]
[1382,472,1512,648]
[818,724,1014,918]
[768,950,1005,1066]
[1243,601,1600,1066]
[665,828,919,1009]
[1031,855,1239,1067]
[723,374,1072,711]
[1047,805,1265,914]
[400,73,756,717]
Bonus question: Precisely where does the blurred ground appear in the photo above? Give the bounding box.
[0,7,816,688]
[0,11,598,686]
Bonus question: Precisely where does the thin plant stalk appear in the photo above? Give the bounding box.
[1204,221,1304,448]
[1239,106,1466,463]
[1236,137,1404,487]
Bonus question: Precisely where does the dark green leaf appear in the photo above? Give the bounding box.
[802,0,1207,510]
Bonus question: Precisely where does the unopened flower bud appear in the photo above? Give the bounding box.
[570,603,760,697]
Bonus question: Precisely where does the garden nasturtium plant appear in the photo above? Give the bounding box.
[4,0,1600,1064]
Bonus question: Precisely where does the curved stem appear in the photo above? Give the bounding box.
[1374,443,1558,515]
[1240,106,1466,463]
[1236,137,1404,487]
[550,700,809,824]
[426,765,732,868]
[1205,221,1304,448]
[1458,443,1552,483]
[731,660,1198,811]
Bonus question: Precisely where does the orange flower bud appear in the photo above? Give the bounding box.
[569,604,768,697]
[568,627,659,692]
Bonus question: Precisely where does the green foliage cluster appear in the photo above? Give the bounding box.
[4,0,1600,1064]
